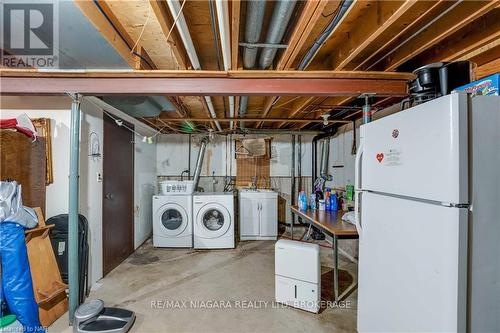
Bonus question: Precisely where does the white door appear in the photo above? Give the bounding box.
[196,203,231,238]
[240,197,259,236]
[260,197,277,237]
[361,93,468,204]
[156,203,189,238]
[357,191,467,333]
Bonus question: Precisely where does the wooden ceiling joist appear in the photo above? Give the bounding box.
[154,117,350,124]
[230,0,241,70]
[149,0,189,70]
[402,9,500,69]
[378,0,498,71]
[74,1,136,68]
[74,0,188,131]
[331,0,420,70]
[275,0,330,71]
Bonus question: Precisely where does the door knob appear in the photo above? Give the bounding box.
[105,193,114,200]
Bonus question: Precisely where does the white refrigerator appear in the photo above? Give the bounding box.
[354,92,500,332]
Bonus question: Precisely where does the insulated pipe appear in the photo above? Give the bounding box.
[214,0,235,129]
[298,0,353,70]
[298,135,302,191]
[239,0,266,128]
[312,130,336,192]
[239,96,248,129]
[68,94,81,322]
[166,0,222,131]
[193,136,209,190]
[242,0,266,69]
[259,0,297,69]
[320,139,332,182]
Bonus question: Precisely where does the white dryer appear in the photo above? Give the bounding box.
[193,192,235,249]
[153,181,194,248]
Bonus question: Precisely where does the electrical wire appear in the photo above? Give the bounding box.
[130,0,152,55]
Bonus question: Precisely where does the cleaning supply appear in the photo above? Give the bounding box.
[310,193,317,210]
[331,193,338,211]
[325,191,331,211]
[298,191,308,211]
[318,199,326,211]
[345,184,354,201]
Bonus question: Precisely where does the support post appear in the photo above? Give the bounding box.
[68,93,81,323]
[291,135,296,230]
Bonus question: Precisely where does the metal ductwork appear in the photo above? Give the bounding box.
[259,0,297,69]
[242,0,266,69]
[239,0,266,129]
[319,139,332,182]
[102,96,176,118]
[193,136,209,190]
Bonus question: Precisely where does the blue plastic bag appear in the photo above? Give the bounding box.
[0,222,44,332]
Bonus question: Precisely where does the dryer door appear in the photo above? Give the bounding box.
[196,203,231,239]
[156,202,189,237]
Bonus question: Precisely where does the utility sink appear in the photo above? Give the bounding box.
[240,188,276,193]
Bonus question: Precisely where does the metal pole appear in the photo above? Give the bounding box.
[68,93,81,323]
[291,135,296,228]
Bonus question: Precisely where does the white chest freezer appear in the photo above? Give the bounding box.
[275,239,320,313]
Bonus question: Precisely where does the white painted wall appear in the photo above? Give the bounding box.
[1,96,156,286]
[157,134,314,177]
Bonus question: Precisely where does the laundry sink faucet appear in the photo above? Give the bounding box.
[180,169,189,181]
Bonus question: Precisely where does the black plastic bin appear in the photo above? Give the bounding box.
[47,214,89,305]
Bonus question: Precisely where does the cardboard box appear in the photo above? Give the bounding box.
[454,73,499,96]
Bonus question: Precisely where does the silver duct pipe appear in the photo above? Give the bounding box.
[193,136,209,190]
[239,96,248,129]
[320,139,332,181]
[242,0,266,69]
[240,0,266,128]
[259,0,297,69]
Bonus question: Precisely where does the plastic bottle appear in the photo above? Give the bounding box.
[298,191,308,211]
[325,191,331,211]
[331,193,338,211]
[310,193,317,210]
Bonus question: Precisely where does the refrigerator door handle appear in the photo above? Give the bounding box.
[354,142,364,235]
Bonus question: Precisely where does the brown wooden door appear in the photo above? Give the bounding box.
[103,113,134,275]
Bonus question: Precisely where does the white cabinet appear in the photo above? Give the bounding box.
[239,190,278,240]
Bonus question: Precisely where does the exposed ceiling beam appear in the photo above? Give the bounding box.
[476,57,500,79]
[377,0,498,71]
[352,0,449,71]
[74,0,136,67]
[149,0,189,69]
[403,9,500,68]
[230,0,241,70]
[74,0,187,130]
[275,0,330,70]
[0,75,409,97]
[331,1,420,70]
[154,117,350,124]
[256,0,330,128]
[1,69,414,79]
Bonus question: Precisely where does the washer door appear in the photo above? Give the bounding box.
[196,203,231,239]
[157,203,188,237]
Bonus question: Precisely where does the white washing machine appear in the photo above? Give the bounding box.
[153,181,194,248]
[193,192,235,249]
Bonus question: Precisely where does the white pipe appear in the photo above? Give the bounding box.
[166,0,222,131]
[215,0,235,129]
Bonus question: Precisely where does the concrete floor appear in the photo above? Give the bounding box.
[50,228,358,333]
